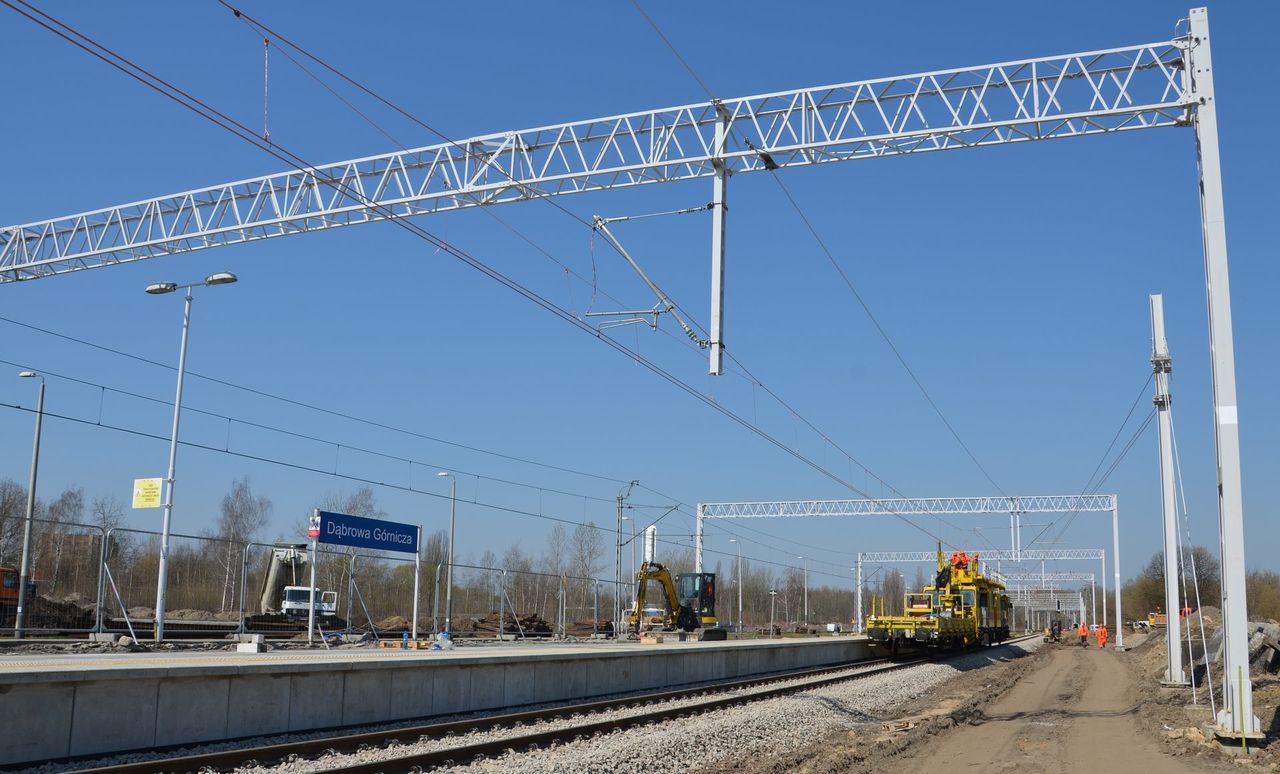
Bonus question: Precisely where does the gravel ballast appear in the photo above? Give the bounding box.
[238,641,1035,774]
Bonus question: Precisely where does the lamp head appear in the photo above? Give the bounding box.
[437,471,450,478]
[145,282,179,295]
[18,371,37,378]
[204,271,238,286]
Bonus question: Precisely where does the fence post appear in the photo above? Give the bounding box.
[497,568,505,641]
[346,553,356,636]
[412,527,421,641]
[432,563,442,635]
[94,527,109,633]
[593,580,599,637]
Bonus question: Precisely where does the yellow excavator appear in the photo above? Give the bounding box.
[626,561,728,641]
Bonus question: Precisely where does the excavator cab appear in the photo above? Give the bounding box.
[675,572,718,631]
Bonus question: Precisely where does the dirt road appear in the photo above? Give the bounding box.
[903,644,1226,773]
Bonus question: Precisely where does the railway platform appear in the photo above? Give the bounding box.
[0,635,871,766]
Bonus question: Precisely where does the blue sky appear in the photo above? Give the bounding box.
[1,1,1276,590]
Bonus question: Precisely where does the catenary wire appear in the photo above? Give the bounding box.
[628,0,1010,496]
[1021,373,1154,550]
[216,2,914,523]
[0,356,662,509]
[0,400,852,583]
[3,1,957,554]
[9,1,904,539]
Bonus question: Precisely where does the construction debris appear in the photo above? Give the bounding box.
[464,611,553,638]
[567,618,614,638]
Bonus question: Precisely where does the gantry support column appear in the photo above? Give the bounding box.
[1112,501,1124,649]
[694,504,705,573]
[1091,578,1098,628]
[1101,554,1108,628]
[1187,7,1258,736]
[1151,294,1187,685]
[708,102,730,376]
[855,555,863,634]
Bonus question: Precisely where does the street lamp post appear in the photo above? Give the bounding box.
[14,371,44,639]
[768,589,777,639]
[437,471,457,634]
[146,272,237,643]
[729,538,742,638]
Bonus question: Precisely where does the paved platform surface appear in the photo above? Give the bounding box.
[0,635,868,682]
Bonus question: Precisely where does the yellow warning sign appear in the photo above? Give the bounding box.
[132,478,162,509]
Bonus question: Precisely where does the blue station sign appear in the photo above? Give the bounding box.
[310,510,419,554]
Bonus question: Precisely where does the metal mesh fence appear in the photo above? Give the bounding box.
[0,517,103,633]
[3,519,624,640]
[240,543,429,639]
[447,564,616,639]
[101,528,245,637]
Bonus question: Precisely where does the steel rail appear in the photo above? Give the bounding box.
[71,636,1033,774]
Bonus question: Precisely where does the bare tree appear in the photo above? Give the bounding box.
[880,570,906,616]
[570,522,604,610]
[90,496,124,533]
[210,478,271,612]
[0,479,28,566]
[40,487,84,594]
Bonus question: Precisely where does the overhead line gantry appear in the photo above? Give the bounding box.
[1,6,1256,738]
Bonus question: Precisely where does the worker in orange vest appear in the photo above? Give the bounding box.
[1097,624,1109,648]
[1078,622,1089,647]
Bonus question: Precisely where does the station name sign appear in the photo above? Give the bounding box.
[310,510,418,554]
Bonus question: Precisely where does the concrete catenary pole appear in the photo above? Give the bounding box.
[1187,7,1258,736]
[14,374,44,639]
[1150,294,1186,685]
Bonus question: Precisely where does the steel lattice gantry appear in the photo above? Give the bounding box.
[851,548,1108,635]
[699,495,1118,574]
[0,40,1185,289]
[699,495,1120,640]
[1016,588,1088,632]
[0,7,1257,736]
[1003,572,1100,627]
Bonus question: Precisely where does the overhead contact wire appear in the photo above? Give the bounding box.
[4,1,949,551]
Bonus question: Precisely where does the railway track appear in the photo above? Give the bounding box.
[74,635,1036,774]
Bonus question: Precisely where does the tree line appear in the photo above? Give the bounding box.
[0,475,893,630]
[21,476,1271,632]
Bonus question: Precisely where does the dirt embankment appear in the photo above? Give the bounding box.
[732,638,1265,774]
[1127,625,1280,769]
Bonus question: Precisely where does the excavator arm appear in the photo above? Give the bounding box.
[627,561,685,634]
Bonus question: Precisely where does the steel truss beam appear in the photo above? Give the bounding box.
[1002,572,1095,583]
[858,548,1104,563]
[0,43,1186,281]
[700,495,1115,519]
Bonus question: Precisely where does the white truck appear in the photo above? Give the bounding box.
[280,586,338,621]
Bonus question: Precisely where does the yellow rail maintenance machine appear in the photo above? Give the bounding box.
[866,547,1011,652]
